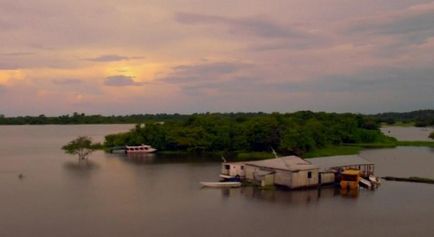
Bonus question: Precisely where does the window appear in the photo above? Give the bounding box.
[225,165,230,170]
[308,171,312,179]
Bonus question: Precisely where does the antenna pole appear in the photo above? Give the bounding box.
[272,147,291,170]
[271,147,278,158]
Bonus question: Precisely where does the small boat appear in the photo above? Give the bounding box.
[200,181,242,188]
[359,178,372,189]
[369,175,381,188]
[369,175,381,184]
[125,144,157,154]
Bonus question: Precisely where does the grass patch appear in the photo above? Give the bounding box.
[235,152,274,161]
[304,146,363,158]
[347,143,397,149]
[305,141,434,159]
[159,151,275,162]
[304,142,400,159]
[158,150,191,155]
[381,122,415,127]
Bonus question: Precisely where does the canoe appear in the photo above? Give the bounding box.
[200,181,242,188]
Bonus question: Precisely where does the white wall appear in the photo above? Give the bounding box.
[290,170,319,188]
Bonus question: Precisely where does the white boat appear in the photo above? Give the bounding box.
[125,144,157,154]
[359,178,372,189]
[369,175,381,188]
[200,181,242,188]
[369,175,381,184]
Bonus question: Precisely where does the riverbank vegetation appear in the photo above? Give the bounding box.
[1,109,433,126]
[104,111,396,158]
[372,109,434,127]
[304,146,364,158]
[4,110,433,159]
[0,112,190,125]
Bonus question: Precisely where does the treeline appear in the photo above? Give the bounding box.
[2,110,432,127]
[0,112,190,125]
[104,111,395,156]
[372,109,434,127]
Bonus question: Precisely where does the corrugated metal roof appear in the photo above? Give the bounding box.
[307,155,374,171]
[245,156,318,171]
[255,169,275,176]
[223,161,245,165]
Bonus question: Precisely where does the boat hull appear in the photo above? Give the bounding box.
[200,182,242,188]
[126,148,157,154]
[125,145,157,154]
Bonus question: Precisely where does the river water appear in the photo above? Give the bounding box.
[0,125,433,237]
[381,126,434,141]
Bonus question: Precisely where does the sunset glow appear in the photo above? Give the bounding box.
[1,0,433,115]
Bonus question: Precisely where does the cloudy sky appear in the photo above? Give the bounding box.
[1,0,433,116]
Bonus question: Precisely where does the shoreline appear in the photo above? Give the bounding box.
[105,140,434,161]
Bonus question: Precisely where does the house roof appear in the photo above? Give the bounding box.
[245,156,318,171]
[307,155,374,172]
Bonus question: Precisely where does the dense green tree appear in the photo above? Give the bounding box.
[0,110,432,126]
[373,110,434,126]
[102,111,396,156]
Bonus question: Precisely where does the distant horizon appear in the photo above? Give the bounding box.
[1,108,433,118]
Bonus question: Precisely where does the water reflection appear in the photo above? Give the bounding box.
[1,125,434,237]
[381,126,434,141]
[63,160,99,178]
[63,160,99,169]
[111,152,221,165]
[339,188,359,198]
[122,153,156,164]
[155,153,221,164]
[220,186,348,204]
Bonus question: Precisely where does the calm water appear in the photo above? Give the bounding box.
[381,126,434,141]
[0,125,433,237]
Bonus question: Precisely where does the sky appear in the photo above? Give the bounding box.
[0,0,433,116]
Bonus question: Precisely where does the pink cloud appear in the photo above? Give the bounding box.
[0,0,433,115]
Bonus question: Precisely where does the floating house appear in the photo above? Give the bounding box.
[219,155,376,189]
[243,156,319,189]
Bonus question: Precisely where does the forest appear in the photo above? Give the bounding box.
[372,109,434,127]
[104,111,396,156]
[1,109,433,126]
[0,112,189,125]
